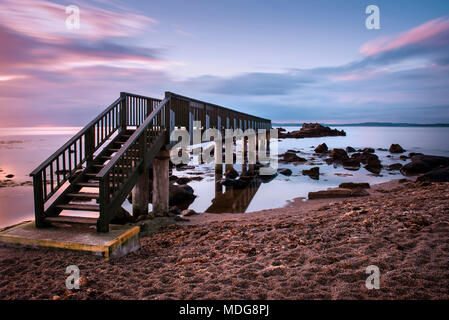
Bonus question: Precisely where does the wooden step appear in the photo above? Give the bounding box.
[56,203,100,211]
[66,192,99,200]
[108,148,139,153]
[84,173,100,178]
[45,216,98,225]
[76,182,99,188]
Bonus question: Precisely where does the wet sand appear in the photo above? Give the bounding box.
[0,180,448,300]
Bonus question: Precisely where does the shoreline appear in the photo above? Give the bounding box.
[1,178,448,299]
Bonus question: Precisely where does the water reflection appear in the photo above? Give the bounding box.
[207,173,263,213]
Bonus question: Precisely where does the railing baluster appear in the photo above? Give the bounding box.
[50,162,54,193]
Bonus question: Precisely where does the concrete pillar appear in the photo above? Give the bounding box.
[152,149,170,216]
[132,168,149,218]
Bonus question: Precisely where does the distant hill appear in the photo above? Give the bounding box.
[272,122,449,127]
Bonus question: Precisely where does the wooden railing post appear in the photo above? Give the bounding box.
[164,92,171,144]
[85,126,95,167]
[97,175,110,233]
[33,172,46,228]
[120,92,127,130]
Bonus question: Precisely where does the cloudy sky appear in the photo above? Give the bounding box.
[1,0,449,126]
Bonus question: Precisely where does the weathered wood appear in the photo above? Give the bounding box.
[56,204,100,211]
[33,173,46,228]
[45,216,97,225]
[132,168,149,218]
[31,91,270,233]
[66,192,99,200]
[152,149,170,215]
[76,182,100,188]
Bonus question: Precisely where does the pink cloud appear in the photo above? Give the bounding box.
[329,71,379,82]
[0,0,157,42]
[360,17,449,56]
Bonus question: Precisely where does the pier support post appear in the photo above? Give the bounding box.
[267,130,271,149]
[215,144,223,194]
[243,136,248,159]
[152,149,170,216]
[132,168,149,218]
[215,163,223,194]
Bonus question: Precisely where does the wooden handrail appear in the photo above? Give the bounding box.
[30,96,124,176]
[97,97,170,179]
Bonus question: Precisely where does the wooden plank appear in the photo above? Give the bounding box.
[56,204,100,211]
[76,182,100,187]
[45,216,98,224]
[66,192,100,199]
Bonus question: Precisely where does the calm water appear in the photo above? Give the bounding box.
[1,126,449,228]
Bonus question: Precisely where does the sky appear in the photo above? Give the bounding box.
[1,0,449,126]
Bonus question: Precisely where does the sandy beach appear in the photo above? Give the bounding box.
[1,179,448,300]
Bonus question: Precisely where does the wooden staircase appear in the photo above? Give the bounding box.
[49,129,136,225]
[30,93,170,232]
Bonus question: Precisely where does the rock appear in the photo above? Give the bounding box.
[377,148,388,151]
[388,163,403,171]
[308,188,369,199]
[5,174,14,178]
[174,216,189,222]
[302,167,319,180]
[408,152,423,158]
[225,168,239,179]
[362,148,375,153]
[339,182,370,189]
[351,152,379,164]
[342,159,361,170]
[181,209,198,217]
[176,177,192,185]
[389,144,405,153]
[240,169,259,180]
[175,164,196,171]
[219,178,249,189]
[401,155,449,176]
[169,206,182,215]
[281,152,307,163]
[329,149,349,161]
[110,207,133,224]
[278,123,346,139]
[416,166,449,182]
[346,146,356,153]
[278,127,287,133]
[277,168,292,176]
[169,175,179,181]
[314,143,328,153]
[169,184,196,207]
[364,159,382,174]
[400,155,408,161]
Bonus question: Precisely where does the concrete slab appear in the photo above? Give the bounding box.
[0,221,140,260]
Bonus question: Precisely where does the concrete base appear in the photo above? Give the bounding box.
[0,221,140,260]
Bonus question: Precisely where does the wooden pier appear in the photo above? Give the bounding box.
[30,92,271,233]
